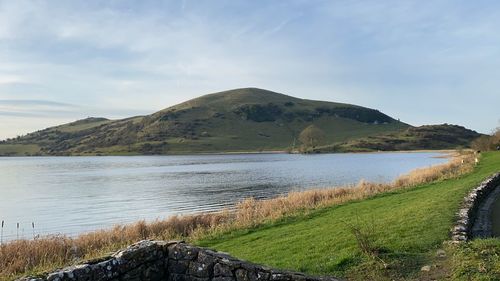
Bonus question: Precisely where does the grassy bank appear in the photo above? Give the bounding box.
[196,152,500,280]
[450,238,500,279]
[0,151,486,280]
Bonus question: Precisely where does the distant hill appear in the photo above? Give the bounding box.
[0,88,408,155]
[315,124,483,153]
[0,88,477,156]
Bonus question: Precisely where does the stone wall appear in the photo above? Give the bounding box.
[17,241,341,281]
[451,172,500,242]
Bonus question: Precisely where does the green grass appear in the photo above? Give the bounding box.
[316,124,481,153]
[55,118,111,133]
[0,144,41,156]
[196,152,500,280]
[451,239,500,280]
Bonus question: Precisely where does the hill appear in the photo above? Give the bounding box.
[0,88,411,156]
[0,88,481,156]
[315,124,482,153]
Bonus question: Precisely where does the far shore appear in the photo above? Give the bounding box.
[0,148,462,157]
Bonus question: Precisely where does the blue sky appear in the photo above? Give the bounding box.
[0,0,499,139]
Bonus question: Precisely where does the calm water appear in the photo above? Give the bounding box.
[0,152,447,241]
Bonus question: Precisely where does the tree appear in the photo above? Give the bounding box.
[471,135,493,151]
[471,127,500,151]
[298,124,326,150]
[493,127,500,150]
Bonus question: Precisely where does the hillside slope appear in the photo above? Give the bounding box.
[0,88,410,155]
[316,124,482,153]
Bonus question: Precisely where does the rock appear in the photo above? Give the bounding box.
[188,261,213,278]
[235,268,250,281]
[436,249,446,258]
[214,262,234,277]
[168,260,190,274]
[213,277,236,281]
[421,265,431,272]
[168,243,199,261]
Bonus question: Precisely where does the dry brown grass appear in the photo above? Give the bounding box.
[0,152,475,280]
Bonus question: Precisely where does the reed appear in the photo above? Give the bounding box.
[0,152,475,280]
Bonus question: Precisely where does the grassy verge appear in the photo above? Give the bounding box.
[196,152,500,280]
[449,239,500,280]
[0,151,485,280]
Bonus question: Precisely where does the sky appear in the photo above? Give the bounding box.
[0,0,499,139]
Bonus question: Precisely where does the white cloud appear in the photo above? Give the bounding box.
[0,0,498,137]
[0,75,26,85]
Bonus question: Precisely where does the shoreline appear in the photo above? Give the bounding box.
[0,151,462,242]
[0,148,459,157]
[0,150,455,243]
[0,150,477,279]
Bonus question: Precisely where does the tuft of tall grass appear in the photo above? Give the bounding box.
[0,152,475,280]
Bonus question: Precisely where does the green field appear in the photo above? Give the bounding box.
[0,144,41,156]
[197,152,500,280]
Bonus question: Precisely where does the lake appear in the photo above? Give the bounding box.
[0,152,447,241]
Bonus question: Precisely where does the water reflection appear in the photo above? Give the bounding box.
[0,152,446,241]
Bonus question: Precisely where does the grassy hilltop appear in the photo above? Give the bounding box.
[0,88,481,156]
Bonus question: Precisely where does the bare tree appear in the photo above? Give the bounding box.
[494,127,500,150]
[472,136,492,151]
[471,127,500,151]
[298,124,326,150]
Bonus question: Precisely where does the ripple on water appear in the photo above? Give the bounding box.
[0,152,447,241]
